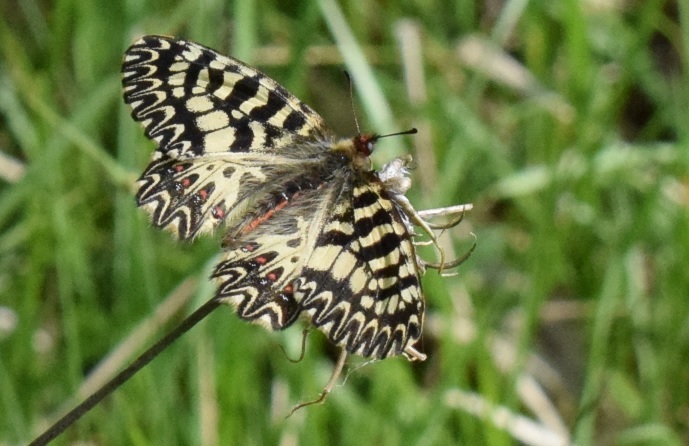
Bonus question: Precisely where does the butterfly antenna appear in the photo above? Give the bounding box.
[344,71,417,141]
[376,128,418,140]
[287,348,348,417]
[29,298,222,445]
[344,70,362,135]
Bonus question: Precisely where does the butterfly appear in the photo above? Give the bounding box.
[122,35,471,408]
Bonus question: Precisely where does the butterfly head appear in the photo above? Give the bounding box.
[331,129,418,172]
[344,128,418,171]
[353,133,378,157]
[353,128,418,157]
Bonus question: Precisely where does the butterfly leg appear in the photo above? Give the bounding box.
[423,233,477,273]
[411,205,470,246]
[392,194,451,271]
[287,348,348,417]
[382,156,471,271]
[420,207,467,230]
[280,328,311,363]
[417,203,473,221]
[408,203,475,274]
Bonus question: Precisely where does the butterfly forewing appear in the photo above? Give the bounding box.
[123,36,329,157]
[125,35,427,360]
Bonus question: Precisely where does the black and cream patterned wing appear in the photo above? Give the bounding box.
[122,35,333,240]
[295,177,424,359]
[211,175,346,330]
[123,35,328,157]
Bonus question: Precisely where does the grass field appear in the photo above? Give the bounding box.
[2,0,689,445]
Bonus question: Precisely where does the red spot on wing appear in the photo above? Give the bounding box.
[212,205,225,219]
[242,243,257,252]
[266,269,281,282]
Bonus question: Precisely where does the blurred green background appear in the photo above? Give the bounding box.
[2,0,689,445]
